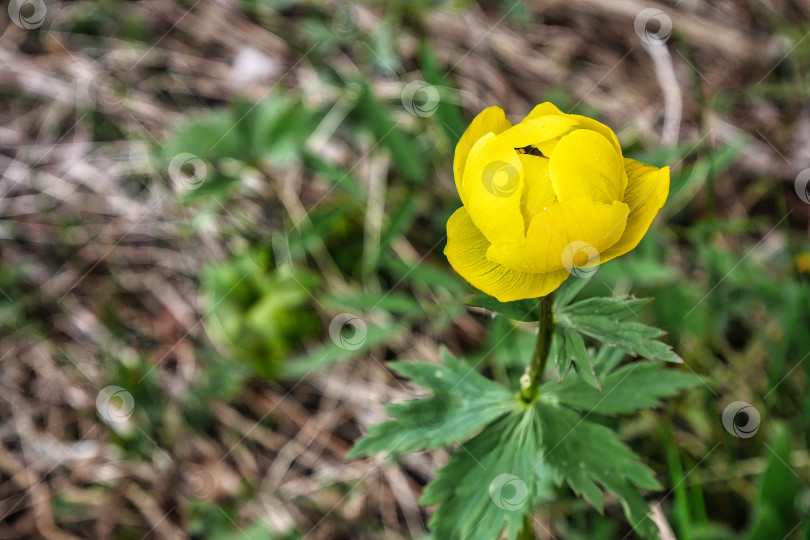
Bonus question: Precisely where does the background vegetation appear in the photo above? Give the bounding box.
[1,0,808,538]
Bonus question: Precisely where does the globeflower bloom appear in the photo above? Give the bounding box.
[444,103,670,302]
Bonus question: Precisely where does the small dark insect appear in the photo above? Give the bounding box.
[515,145,545,158]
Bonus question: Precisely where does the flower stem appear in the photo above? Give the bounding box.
[519,293,554,403]
[517,294,554,540]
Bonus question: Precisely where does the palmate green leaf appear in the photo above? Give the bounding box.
[418,399,664,540]
[534,401,661,538]
[347,349,516,457]
[557,296,682,363]
[348,348,675,540]
[420,409,540,540]
[560,296,650,320]
[552,274,594,310]
[542,361,702,415]
[554,325,601,389]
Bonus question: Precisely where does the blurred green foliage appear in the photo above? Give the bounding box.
[202,254,320,379]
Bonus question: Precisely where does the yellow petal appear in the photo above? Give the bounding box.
[522,102,566,121]
[521,104,572,159]
[494,115,578,149]
[524,104,622,156]
[599,159,670,263]
[534,139,559,158]
[569,115,628,199]
[524,104,628,200]
[569,115,622,154]
[549,129,623,205]
[487,197,629,274]
[444,207,569,302]
[518,154,555,231]
[460,115,578,245]
[461,133,526,245]
[454,106,513,203]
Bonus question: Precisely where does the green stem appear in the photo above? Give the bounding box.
[517,295,553,539]
[520,293,554,403]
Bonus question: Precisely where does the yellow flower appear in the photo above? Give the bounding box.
[444,103,669,302]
